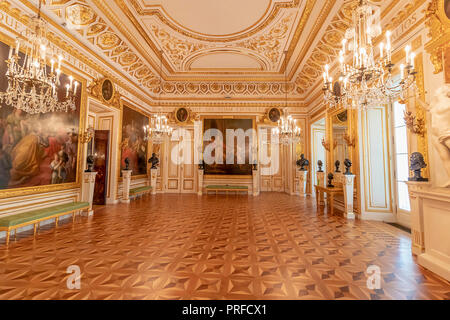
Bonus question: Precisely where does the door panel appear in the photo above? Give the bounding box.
[165,128,196,193]
[93,130,109,205]
[258,126,284,192]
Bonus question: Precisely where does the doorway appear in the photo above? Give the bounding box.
[92,130,110,205]
[310,118,326,195]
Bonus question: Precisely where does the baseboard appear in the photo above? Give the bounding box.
[360,211,396,222]
[418,253,450,282]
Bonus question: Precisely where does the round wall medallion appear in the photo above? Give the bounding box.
[175,107,189,123]
[101,78,114,102]
[268,107,281,123]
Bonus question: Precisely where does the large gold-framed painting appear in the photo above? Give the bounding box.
[120,105,148,176]
[203,118,253,176]
[0,41,83,196]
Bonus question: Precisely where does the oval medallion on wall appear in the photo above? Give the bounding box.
[268,107,281,123]
[175,107,189,123]
[101,78,114,103]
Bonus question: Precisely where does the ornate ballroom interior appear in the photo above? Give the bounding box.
[0,0,449,301]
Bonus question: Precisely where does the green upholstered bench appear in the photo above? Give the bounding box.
[0,202,89,246]
[129,185,152,198]
[205,185,249,195]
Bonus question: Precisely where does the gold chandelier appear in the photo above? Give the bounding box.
[0,0,77,114]
[322,0,417,109]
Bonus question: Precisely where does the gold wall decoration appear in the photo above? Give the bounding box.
[321,138,336,152]
[168,107,198,125]
[80,126,95,144]
[404,111,426,137]
[88,77,121,108]
[425,0,450,74]
[343,133,356,147]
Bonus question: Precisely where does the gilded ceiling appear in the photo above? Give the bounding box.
[36,0,403,101]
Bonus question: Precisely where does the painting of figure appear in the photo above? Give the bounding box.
[120,105,148,176]
[203,119,253,175]
[445,0,450,20]
[0,41,82,192]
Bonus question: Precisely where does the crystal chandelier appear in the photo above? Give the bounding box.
[322,0,417,110]
[144,111,173,144]
[272,111,301,145]
[272,51,301,145]
[0,0,77,114]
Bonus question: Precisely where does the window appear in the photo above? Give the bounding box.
[393,101,410,211]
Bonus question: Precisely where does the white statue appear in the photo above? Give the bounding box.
[425,84,450,187]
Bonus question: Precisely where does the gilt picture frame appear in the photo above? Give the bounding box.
[0,39,87,199]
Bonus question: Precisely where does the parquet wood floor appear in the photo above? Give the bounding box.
[0,193,449,300]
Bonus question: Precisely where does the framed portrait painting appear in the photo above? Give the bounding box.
[120,105,149,177]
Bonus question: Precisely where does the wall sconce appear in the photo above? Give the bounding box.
[343,133,356,147]
[80,126,95,144]
[404,111,425,137]
[322,138,337,152]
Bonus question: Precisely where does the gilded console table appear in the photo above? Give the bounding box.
[315,185,343,216]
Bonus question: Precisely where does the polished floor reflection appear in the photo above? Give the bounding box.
[0,194,449,300]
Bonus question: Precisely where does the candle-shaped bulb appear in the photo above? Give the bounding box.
[74,81,78,93]
[400,64,405,80]
[69,75,73,88]
[410,52,416,69]
[405,45,411,65]
[66,84,70,97]
[379,42,384,59]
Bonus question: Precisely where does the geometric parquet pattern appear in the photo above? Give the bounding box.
[0,194,449,300]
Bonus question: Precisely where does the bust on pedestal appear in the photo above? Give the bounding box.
[198,160,204,196]
[81,155,97,216]
[406,152,429,255]
[148,153,159,195]
[316,160,325,205]
[342,159,355,219]
[252,162,259,196]
[297,154,309,197]
[121,158,132,204]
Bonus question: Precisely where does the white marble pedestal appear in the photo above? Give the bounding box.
[406,181,431,256]
[342,174,355,219]
[252,169,260,196]
[316,171,325,205]
[121,170,132,204]
[298,170,308,197]
[150,168,157,195]
[81,171,97,216]
[198,169,204,195]
[406,182,450,281]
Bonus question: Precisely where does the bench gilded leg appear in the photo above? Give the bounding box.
[34,223,37,236]
[72,212,76,223]
[6,230,10,246]
[55,217,59,227]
